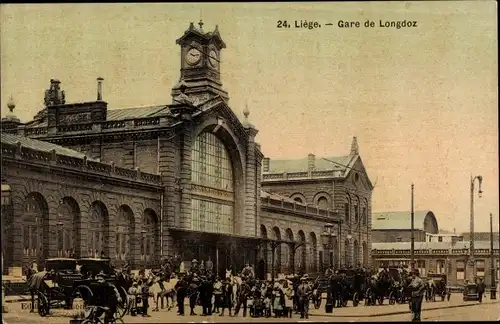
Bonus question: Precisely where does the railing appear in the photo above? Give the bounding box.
[2,142,162,186]
[372,248,500,256]
[262,170,343,181]
[57,124,93,133]
[24,127,48,136]
[261,195,338,219]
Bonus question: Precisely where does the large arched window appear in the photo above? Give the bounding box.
[317,197,329,210]
[191,132,235,234]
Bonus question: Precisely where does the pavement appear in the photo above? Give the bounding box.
[2,294,500,323]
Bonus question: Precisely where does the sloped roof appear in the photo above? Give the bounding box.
[372,241,499,250]
[1,133,97,161]
[372,210,438,232]
[106,105,170,121]
[267,155,353,173]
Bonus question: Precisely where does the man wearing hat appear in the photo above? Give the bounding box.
[188,274,200,315]
[191,259,200,275]
[93,273,122,324]
[409,268,425,322]
[296,275,311,319]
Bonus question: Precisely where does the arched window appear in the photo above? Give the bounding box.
[344,201,350,223]
[23,196,43,262]
[56,200,77,258]
[191,132,235,234]
[141,210,158,265]
[354,201,359,223]
[88,202,106,258]
[317,197,329,210]
[362,207,367,225]
[294,197,304,203]
[115,206,134,263]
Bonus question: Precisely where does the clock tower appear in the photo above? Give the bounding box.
[172,21,229,104]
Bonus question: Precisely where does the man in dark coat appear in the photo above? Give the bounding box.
[188,275,200,315]
[175,276,188,316]
[477,278,486,303]
[233,278,250,317]
[200,276,213,316]
[220,278,233,316]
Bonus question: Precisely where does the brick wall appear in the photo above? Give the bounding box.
[135,139,159,174]
[101,141,134,168]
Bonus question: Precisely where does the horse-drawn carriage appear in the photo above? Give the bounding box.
[75,258,130,319]
[339,269,365,307]
[28,258,93,317]
[425,273,450,302]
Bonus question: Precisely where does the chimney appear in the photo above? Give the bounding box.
[263,157,270,172]
[97,77,104,101]
[308,153,315,172]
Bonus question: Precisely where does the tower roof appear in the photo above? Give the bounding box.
[176,21,226,49]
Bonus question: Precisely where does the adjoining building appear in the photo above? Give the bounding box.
[0,21,373,278]
[371,210,499,286]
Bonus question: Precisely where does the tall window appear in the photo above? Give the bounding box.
[344,202,350,223]
[191,132,235,234]
[89,204,105,258]
[56,201,74,258]
[456,260,465,280]
[436,259,445,274]
[476,260,485,278]
[141,211,157,265]
[354,203,359,223]
[23,197,42,261]
[344,239,350,266]
[362,207,367,225]
[115,207,133,262]
[417,260,426,277]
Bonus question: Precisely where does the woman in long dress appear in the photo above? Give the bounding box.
[272,286,284,317]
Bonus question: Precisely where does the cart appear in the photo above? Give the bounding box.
[463,283,480,301]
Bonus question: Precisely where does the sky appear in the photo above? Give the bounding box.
[1,2,498,233]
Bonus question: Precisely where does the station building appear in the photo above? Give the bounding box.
[1,21,374,278]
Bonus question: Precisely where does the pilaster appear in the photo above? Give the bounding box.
[179,123,193,229]
[244,131,257,237]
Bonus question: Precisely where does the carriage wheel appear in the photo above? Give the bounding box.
[378,296,384,305]
[314,296,321,309]
[75,285,93,317]
[115,286,129,319]
[37,292,49,317]
[364,289,371,306]
[352,293,359,307]
[388,292,396,305]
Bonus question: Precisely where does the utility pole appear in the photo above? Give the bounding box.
[411,183,415,270]
[490,213,497,299]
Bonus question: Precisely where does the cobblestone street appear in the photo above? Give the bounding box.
[3,295,499,323]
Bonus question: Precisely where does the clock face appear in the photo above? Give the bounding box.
[185,48,202,65]
[208,50,219,68]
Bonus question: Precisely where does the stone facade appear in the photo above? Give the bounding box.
[261,152,374,268]
[1,22,373,277]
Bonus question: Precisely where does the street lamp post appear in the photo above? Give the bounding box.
[321,223,337,270]
[346,234,353,267]
[490,213,497,299]
[469,175,483,281]
[141,229,147,268]
[411,183,415,270]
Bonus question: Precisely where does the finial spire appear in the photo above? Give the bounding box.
[7,95,15,112]
[350,136,359,155]
[243,102,250,120]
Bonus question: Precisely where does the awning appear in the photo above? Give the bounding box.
[169,227,261,244]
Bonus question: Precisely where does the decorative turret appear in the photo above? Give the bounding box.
[350,136,359,155]
[1,95,21,133]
